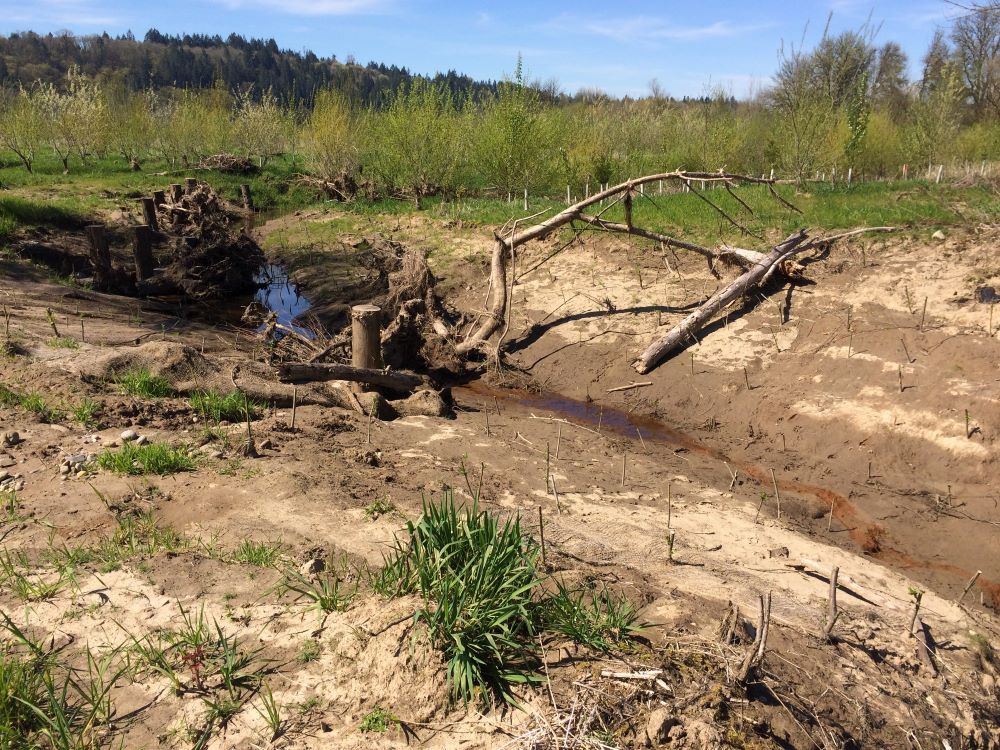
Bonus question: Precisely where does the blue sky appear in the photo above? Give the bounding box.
[0,0,960,98]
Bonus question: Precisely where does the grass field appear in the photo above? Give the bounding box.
[2,149,997,252]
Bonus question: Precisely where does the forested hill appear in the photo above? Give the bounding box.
[0,29,499,105]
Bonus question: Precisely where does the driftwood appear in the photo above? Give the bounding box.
[277,362,426,392]
[634,231,808,372]
[634,227,895,373]
[737,591,772,684]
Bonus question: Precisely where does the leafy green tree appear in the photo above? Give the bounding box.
[473,57,555,201]
[302,89,360,182]
[844,72,871,167]
[907,63,963,165]
[0,85,46,173]
[105,87,156,170]
[36,66,106,173]
[232,87,288,167]
[368,80,462,208]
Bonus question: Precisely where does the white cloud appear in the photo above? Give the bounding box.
[547,14,773,44]
[4,0,121,27]
[214,0,386,16]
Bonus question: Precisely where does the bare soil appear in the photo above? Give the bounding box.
[1,213,999,749]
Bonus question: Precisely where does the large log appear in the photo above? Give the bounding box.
[277,362,426,392]
[634,231,809,373]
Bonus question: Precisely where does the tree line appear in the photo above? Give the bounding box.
[1,13,999,201]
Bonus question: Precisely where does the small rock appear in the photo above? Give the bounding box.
[0,454,15,468]
[120,430,139,442]
[68,453,87,466]
[259,438,273,450]
[0,471,10,483]
[14,480,24,491]
[300,558,325,577]
[2,432,21,447]
[60,465,71,476]
[975,286,999,304]
[107,441,119,448]
[192,416,199,424]
[768,546,790,558]
[76,471,87,479]
[645,708,677,746]
[135,435,149,446]
[932,229,946,241]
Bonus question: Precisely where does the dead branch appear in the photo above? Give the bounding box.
[276,362,427,392]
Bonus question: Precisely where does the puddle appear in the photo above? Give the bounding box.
[254,263,314,338]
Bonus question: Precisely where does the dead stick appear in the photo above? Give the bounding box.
[291,386,298,430]
[635,426,647,451]
[827,497,836,531]
[494,395,501,416]
[607,381,653,393]
[920,297,927,331]
[667,529,676,563]
[901,337,913,363]
[960,570,982,603]
[555,424,562,459]
[620,452,627,488]
[823,566,840,640]
[538,506,547,567]
[770,468,781,519]
[545,441,550,490]
[907,590,923,638]
[667,482,672,528]
[743,366,751,391]
[550,475,561,514]
[898,365,904,393]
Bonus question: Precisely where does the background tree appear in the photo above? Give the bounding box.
[105,86,155,170]
[872,42,910,118]
[302,89,360,183]
[474,57,555,201]
[368,80,462,208]
[0,85,45,172]
[951,7,1000,118]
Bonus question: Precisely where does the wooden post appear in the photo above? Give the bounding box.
[185,177,197,194]
[140,197,159,232]
[823,566,840,640]
[84,224,113,289]
[152,189,166,207]
[132,225,155,282]
[351,304,383,392]
[169,184,183,202]
[239,184,254,212]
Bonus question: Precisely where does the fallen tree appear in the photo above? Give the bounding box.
[455,170,894,372]
[276,362,427,392]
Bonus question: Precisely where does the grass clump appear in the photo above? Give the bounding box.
[72,398,100,428]
[93,510,188,571]
[115,368,173,398]
[359,706,398,733]
[46,336,79,349]
[373,489,648,706]
[190,390,264,423]
[374,490,543,705]
[96,442,195,476]
[0,383,63,423]
[280,567,357,614]
[232,539,283,567]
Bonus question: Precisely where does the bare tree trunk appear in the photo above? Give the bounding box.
[455,237,508,354]
[634,231,808,373]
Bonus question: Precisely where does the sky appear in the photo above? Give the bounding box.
[0,0,964,98]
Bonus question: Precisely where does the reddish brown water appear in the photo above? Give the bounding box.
[460,381,1000,608]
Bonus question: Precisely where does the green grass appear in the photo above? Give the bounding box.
[280,567,357,614]
[373,490,543,705]
[72,398,100,428]
[372,490,649,706]
[0,383,64,423]
[96,442,195,476]
[232,539,283,567]
[359,706,398,733]
[190,390,264,423]
[93,510,189,571]
[115,368,173,399]
[0,195,90,242]
[46,336,79,350]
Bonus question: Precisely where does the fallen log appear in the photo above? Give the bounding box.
[277,362,427,392]
[635,231,809,373]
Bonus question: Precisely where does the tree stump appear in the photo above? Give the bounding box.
[152,190,166,207]
[184,178,197,194]
[132,225,155,282]
[351,304,383,392]
[140,197,159,232]
[239,184,254,212]
[84,225,113,289]
[169,184,183,202]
